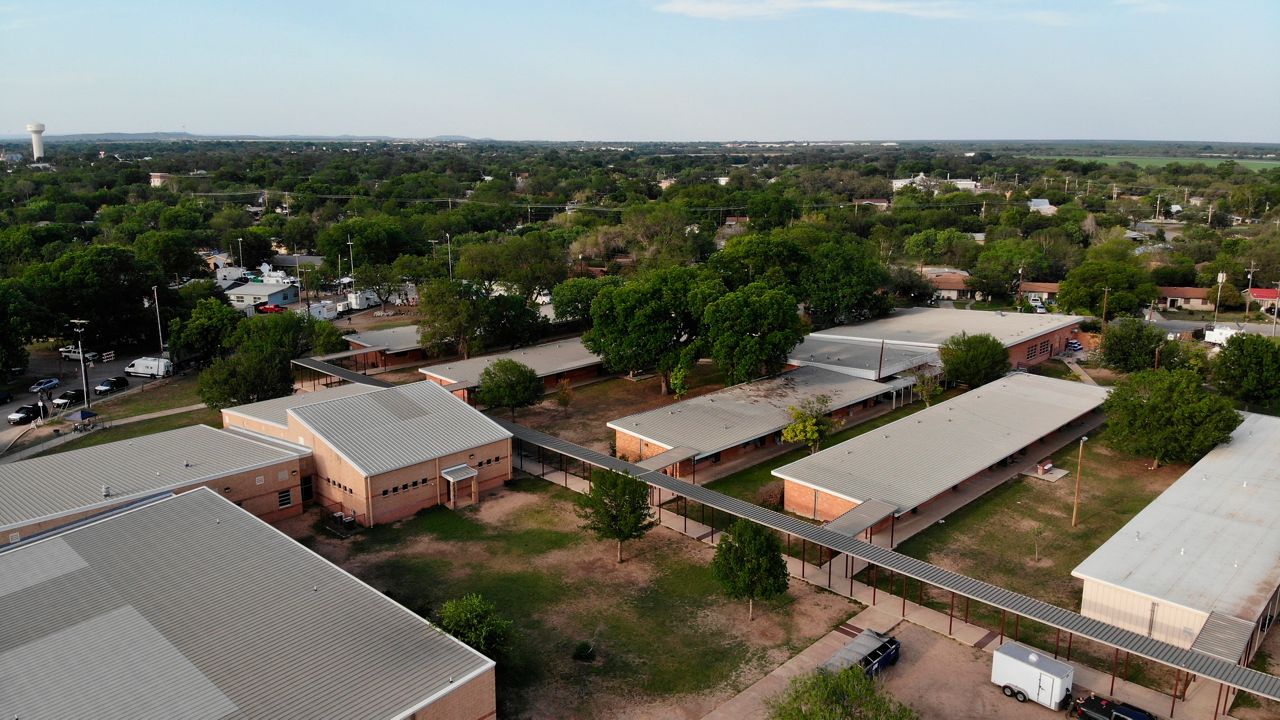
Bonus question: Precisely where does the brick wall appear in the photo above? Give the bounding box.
[409,666,497,720]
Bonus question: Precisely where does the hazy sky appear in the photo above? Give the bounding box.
[3,0,1277,142]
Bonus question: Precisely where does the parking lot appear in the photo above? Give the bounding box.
[1,347,164,450]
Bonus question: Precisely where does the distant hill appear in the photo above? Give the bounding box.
[0,131,491,143]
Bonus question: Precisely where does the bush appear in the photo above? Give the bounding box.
[1079,317,1102,333]
[756,481,784,510]
[572,641,596,662]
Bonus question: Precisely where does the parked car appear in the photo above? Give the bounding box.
[1068,694,1156,720]
[93,376,130,395]
[0,390,13,404]
[28,378,60,393]
[58,345,101,363]
[7,404,42,425]
[257,303,287,313]
[124,357,173,378]
[52,389,85,409]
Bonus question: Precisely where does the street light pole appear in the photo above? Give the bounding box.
[71,319,91,411]
[347,235,356,287]
[1100,287,1111,329]
[1071,436,1088,528]
[445,232,453,280]
[151,286,165,357]
[1212,272,1227,328]
[237,237,244,268]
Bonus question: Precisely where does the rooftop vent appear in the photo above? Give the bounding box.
[101,485,111,498]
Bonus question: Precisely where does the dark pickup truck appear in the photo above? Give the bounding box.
[1069,694,1157,720]
[821,629,902,678]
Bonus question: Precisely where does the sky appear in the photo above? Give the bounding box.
[1,0,1277,142]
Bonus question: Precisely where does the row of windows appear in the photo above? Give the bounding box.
[324,478,354,495]
[382,478,433,497]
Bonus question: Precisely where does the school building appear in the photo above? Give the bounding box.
[419,337,604,404]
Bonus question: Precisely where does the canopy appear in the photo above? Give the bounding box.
[64,409,98,421]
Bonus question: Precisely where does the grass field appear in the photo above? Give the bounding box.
[299,475,858,718]
[37,407,224,455]
[91,373,203,418]
[1028,155,1280,171]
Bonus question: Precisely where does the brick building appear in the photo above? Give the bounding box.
[419,337,604,404]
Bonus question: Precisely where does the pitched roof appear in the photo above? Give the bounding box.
[0,488,492,720]
[608,366,889,458]
[0,424,309,535]
[345,324,423,353]
[773,374,1107,513]
[419,338,601,389]
[289,381,511,476]
[928,273,971,291]
[1018,281,1060,293]
[810,308,1082,349]
[221,383,383,427]
[1158,286,1211,300]
[1246,288,1279,300]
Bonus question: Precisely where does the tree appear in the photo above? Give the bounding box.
[168,296,243,366]
[418,279,487,358]
[0,280,34,374]
[703,282,806,385]
[767,668,919,720]
[781,395,836,454]
[804,241,892,327]
[575,469,658,563]
[1104,369,1241,467]
[197,313,345,409]
[1214,333,1280,407]
[939,332,1010,387]
[354,263,400,310]
[476,359,542,420]
[1056,261,1157,318]
[550,276,621,325]
[712,520,789,621]
[132,229,203,280]
[437,593,512,661]
[554,378,574,413]
[906,367,942,406]
[1099,317,1171,372]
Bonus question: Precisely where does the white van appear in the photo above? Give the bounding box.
[124,357,173,378]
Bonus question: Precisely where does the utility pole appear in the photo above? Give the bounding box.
[237,237,244,268]
[151,286,165,357]
[299,266,313,315]
[1071,435,1088,528]
[1245,260,1259,317]
[1154,194,1162,220]
[1213,272,1228,327]
[1112,183,1118,201]
[71,319,92,410]
[1101,287,1112,328]
[445,232,453,280]
[1273,281,1280,338]
[1208,203,1214,226]
[347,235,356,288]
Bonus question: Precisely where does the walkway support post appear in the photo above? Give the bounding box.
[1110,648,1120,695]
[949,592,956,635]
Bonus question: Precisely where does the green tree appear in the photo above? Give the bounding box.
[1214,333,1280,407]
[703,282,805,385]
[1056,261,1157,318]
[168,297,243,366]
[197,313,345,409]
[354,263,400,311]
[1099,318,1171,372]
[767,668,918,720]
[0,280,35,374]
[906,367,942,406]
[1104,369,1241,466]
[550,276,622,325]
[804,241,892,327]
[939,332,1010,386]
[575,469,658,563]
[418,279,487,358]
[132,230,203,280]
[711,520,789,621]
[781,395,836,454]
[476,359,542,420]
[437,593,512,661]
[22,244,164,346]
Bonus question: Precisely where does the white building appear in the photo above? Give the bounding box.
[227,282,299,309]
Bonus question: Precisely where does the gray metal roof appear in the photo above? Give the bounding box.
[345,325,423,353]
[221,384,383,427]
[773,374,1108,512]
[824,499,898,538]
[0,488,493,720]
[418,337,601,389]
[608,366,889,458]
[788,336,938,380]
[1192,612,1257,662]
[810,307,1083,349]
[291,358,394,388]
[1073,412,1280,626]
[636,446,699,471]
[499,419,1280,701]
[290,381,512,477]
[0,425,309,535]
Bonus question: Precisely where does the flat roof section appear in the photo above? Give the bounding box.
[1072,412,1280,626]
[810,307,1083,349]
[419,337,600,389]
[289,381,512,477]
[608,366,890,459]
[0,488,493,720]
[0,425,309,536]
[773,374,1107,513]
[345,324,422,353]
[221,383,383,427]
[788,335,938,380]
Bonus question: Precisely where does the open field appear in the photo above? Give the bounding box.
[90,373,202,418]
[886,440,1187,690]
[36,407,224,455]
[286,475,859,719]
[1027,155,1280,170]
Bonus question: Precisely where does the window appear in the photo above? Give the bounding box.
[1026,344,1039,360]
[411,480,419,488]
[1039,340,1051,355]
[382,489,389,496]
[402,483,409,491]
[277,490,292,508]
[392,486,399,494]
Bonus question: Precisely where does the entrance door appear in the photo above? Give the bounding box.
[1036,672,1056,706]
[300,475,314,503]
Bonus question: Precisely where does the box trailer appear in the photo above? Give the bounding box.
[991,641,1073,710]
[820,629,901,678]
[298,300,338,321]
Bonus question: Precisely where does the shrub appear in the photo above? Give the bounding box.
[572,641,596,662]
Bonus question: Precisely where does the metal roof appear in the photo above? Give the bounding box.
[636,446,699,471]
[345,325,423,353]
[221,383,383,427]
[0,425,309,535]
[787,336,938,380]
[499,420,1280,702]
[0,488,493,720]
[608,367,889,458]
[291,357,394,388]
[810,307,1083,349]
[1073,412,1280,627]
[824,499,898,538]
[290,381,512,477]
[1192,612,1257,663]
[773,374,1107,513]
[418,337,601,389]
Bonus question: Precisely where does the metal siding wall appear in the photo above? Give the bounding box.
[1081,581,1207,649]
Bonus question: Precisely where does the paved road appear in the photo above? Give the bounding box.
[1153,318,1280,337]
[1,348,164,449]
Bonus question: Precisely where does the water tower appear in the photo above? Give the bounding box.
[27,123,45,160]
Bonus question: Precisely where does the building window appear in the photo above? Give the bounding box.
[392,486,399,494]
[412,480,419,488]
[277,490,292,508]
[382,489,389,496]
[1026,345,1039,360]
[402,483,409,491]
[1039,340,1051,355]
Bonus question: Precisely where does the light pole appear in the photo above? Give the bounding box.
[347,235,356,287]
[1212,272,1227,328]
[445,232,453,280]
[1071,435,1088,528]
[299,266,314,315]
[237,237,244,268]
[151,286,165,357]
[1100,287,1111,329]
[71,319,92,411]
[1273,282,1280,338]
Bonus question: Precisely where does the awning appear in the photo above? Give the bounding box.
[824,499,898,537]
[636,446,699,471]
[441,464,478,483]
[313,346,388,361]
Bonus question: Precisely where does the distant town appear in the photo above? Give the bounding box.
[2,129,1280,720]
